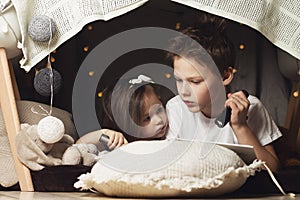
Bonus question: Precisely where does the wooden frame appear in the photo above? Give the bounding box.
[0,48,34,191]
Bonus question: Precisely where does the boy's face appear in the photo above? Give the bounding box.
[173,57,220,116]
[138,86,168,139]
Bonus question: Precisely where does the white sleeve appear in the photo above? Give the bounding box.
[247,96,282,146]
[166,98,181,139]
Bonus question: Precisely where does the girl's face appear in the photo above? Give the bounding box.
[173,57,220,117]
[137,86,168,139]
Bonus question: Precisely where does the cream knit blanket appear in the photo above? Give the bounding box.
[11,0,148,72]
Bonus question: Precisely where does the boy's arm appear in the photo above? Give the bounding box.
[231,124,280,172]
[227,91,280,172]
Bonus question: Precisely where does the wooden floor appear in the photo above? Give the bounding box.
[0,192,105,200]
[0,192,298,200]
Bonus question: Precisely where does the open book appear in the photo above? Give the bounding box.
[216,142,256,165]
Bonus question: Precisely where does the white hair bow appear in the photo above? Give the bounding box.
[128,75,154,85]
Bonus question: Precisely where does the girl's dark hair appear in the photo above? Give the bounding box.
[167,13,235,77]
[100,78,160,142]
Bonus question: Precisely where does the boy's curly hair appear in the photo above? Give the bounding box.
[167,13,235,77]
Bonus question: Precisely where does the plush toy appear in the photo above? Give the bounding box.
[62,143,98,166]
[15,123,99,171]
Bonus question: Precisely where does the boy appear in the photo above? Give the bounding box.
[166,19,282,172]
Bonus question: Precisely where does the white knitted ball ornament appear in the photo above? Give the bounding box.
[37,116,65,144]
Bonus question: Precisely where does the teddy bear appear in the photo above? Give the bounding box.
[15,119,99,171]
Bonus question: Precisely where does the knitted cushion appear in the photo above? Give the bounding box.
[75,139,263,197]
[0,100,78,187]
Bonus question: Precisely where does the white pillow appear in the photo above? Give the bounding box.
[75,139,263,197]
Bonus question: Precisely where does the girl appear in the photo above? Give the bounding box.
[76,75,169,150]
[166,14,282,172]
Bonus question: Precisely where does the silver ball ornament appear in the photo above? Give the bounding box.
[28,15,56,42]
[34,68,62,97]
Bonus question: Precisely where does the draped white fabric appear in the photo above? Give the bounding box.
[11,0,148,71]
[172,0,300,60]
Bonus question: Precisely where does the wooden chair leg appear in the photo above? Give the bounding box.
[9,60,21,101]
[0,48,34,191]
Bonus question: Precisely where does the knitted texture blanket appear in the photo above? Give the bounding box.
[11,0,148,72]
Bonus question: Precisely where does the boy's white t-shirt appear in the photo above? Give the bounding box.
[166,95,282,146]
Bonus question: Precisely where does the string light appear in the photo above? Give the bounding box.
[87,25,93,31]
[50,56,55,63]
[295,62,300,98]
[165,73,171,78]
[97,92,103,98]
[175,22,181,30]
[233,41,244,88]
[239,44,245,50]
[83,46,89,52]
[88,71,94,76]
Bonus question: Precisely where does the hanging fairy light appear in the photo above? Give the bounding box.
[165,73,171,79]
[88,71,94,76]
[293,60,300,98]
[98,92,103,98]
[83,46,89,52]
[87,25,93,31]
[293,91,299,97]
[239,44,245,50]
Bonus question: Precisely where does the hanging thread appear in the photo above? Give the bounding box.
[29,15,65,144]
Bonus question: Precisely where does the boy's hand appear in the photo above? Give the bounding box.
[101,129,128,149]
[225,91,250,127]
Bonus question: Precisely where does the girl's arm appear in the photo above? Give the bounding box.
[226,91,280,172]
[76,129,128,149]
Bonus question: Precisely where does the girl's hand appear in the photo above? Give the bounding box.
[101,129,128,149]
[225,91,250,127]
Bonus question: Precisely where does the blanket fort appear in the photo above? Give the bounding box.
[172,0,300,60]
[11,0,148,72]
